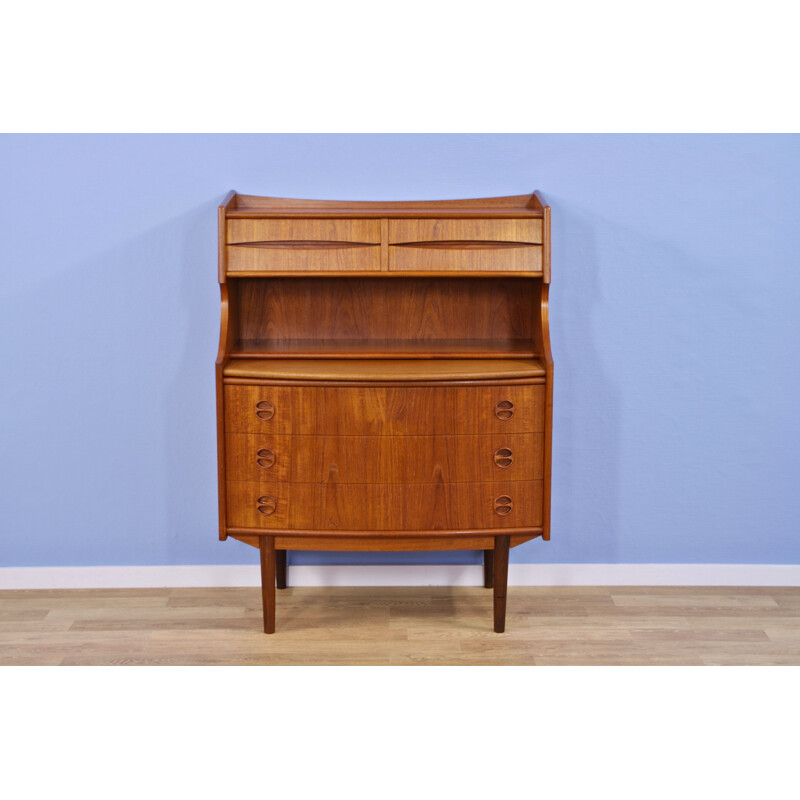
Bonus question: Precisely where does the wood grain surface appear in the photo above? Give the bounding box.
[225,432,544,484]
[231,276,537,355]
[2,586,798,665]
[227,219,381,271]
[224,384,545,435]
[227,532,541,549]
[226,480,544,530]
[223,359,545,382]
[389,219,543,271]
[215,192,555,633]
[228,193,545,218]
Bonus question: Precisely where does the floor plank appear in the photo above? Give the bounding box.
[0,586,796,665]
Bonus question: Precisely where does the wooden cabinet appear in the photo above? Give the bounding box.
[216,191,553,633]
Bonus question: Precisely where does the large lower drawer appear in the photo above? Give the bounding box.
[226,480,543,531]
[226,432,544,484]
[224,384,545,436]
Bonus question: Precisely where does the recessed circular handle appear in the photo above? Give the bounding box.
[256,448,276,469]
[494,448,513,468]
[493,495,513,515]
[495,401,514,421]
[255,400,275,421]
[257,495,277,516]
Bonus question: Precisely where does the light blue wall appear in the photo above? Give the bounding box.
[1,134,798,567]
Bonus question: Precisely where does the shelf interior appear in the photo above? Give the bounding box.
[229,276,543,360]
[231,338,535,359]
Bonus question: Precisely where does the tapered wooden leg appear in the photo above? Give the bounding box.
[276,549,287,590]
[493,535,510,633]
[483,549,494,588]
[259,536,276,634]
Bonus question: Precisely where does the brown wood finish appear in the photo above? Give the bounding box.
[215,281,234,541]
[224,383,545,436]
[380,218,389,271]
[259,536,276,633]
[227,219,381,271]
[231,339,536,359]
[227,480,544,532]
[227,529,542,546]
[226,432,544,485]
[218,190,236,283]
[273,535,499,551]
[224,378,546,388]
[227,270,548,278]
[484,549,494,588]
[228,193,544,218]
[216,192,553,633]
[389,219,543,271]
[230,276,537,358]
[541,284,554,541]
[493,535,510,633]
[224,359,545,382]
[276,550,287,590]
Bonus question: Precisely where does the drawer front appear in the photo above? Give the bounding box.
[389,219,543,271]
[227,480,543,530]
[224,385,545,436]
[226,432,544,484]
[227,218,381,271]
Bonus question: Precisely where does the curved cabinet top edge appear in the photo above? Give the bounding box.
[220,191,548,218]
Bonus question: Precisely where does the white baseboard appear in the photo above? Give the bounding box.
[1,563,799,590]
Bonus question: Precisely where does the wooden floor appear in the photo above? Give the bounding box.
[1,585,799,665]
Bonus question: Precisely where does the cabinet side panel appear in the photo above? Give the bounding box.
[216,282,233,540]
[216,363,227,539]
[540,270,553,540]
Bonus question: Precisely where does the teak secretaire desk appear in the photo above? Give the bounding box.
[215,192,553,633]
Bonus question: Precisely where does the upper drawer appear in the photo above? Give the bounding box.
[226,219,381,271]
[389,219,543,271]
[224,384,545,436]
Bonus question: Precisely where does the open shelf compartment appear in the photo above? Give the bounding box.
[227,276,545,360]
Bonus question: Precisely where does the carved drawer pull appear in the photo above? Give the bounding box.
[494,448,513,468]
[257,495,277,516]
[494,495,513,515]
[495,400,514,420]
[256,448,276,469]
[255,400,275,420]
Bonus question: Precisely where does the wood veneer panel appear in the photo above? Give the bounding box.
[232,276,536,355]
[273,535,496,551]
[218,190,236,282]
[231,338,535,359]
[215,191,553,634]
[224,385,545,436]
[227,219,380,271]
[226,432,544,484]
[227,527,541,540]
[223,358,544,381]
[493,535,510,632]
[389,246,542,272]
[229,193,544,218]
[227,271,548,278]
[226,480,543,530]
[390,219,543,244]
[389,219,543,271]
